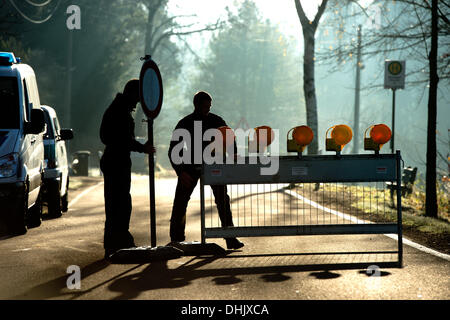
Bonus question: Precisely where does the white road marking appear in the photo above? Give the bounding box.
[63,246,89,253]
[68,181,104,208]
[384,234,450,261]
[284,189,450,262]
[11,248,32,252]
[284,189,372,224]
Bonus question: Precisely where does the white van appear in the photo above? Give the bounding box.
[0,52,46,235]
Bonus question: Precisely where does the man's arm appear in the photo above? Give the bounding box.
[100,105,136,151]
[216,115,238,158]
[168,119,187,176]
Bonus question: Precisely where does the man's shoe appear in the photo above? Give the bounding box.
[225,238,244,250]
[104,248,117,260]
[167,241,185,250]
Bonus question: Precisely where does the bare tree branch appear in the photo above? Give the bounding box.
[150,19,221,54]
[313,0,328,29]
[294,0,328,31]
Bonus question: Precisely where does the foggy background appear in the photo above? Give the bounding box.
[1,0,448,187]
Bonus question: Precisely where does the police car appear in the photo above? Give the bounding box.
[0,52,45,234]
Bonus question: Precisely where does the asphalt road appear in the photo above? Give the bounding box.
[0,174,448,301]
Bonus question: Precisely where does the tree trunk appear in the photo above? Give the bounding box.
[144,0,159,55]
[425,0,439,217]
[303,28,319,155]
[295,0,328,155]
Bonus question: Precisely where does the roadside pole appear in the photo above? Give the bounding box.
[352,25,362,154]
[391,88,396,154]
[384,60,405,154]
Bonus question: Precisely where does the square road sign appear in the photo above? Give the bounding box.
[384,60,405,89]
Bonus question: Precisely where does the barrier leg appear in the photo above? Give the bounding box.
[396,150,403,267]
[200,172,206,244]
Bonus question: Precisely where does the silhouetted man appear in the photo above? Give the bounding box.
[168,91,244,250]
[100,79,154,259]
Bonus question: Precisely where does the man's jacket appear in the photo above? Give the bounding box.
[168,110,235,176]
[100,93,144,168]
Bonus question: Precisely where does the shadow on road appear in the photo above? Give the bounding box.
[10,251,395,300]
[11,259,111,300]
[106,251,396,300]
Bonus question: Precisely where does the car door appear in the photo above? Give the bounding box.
[53,115,68,195]
[22,77,42,206]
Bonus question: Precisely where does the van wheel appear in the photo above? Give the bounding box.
[10,184,28,236]
[47,180,62,218]
[47,184,61,218]
[27,191,42,228]
[61,177,69,213]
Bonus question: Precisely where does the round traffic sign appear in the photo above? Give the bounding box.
[388,61,402,75]
[139,57,163,119]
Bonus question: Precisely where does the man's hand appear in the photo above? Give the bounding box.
[143,141,156,154]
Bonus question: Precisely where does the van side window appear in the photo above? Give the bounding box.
[53,117,61,136]
[43,110,55,139]
[23,79,30,122]
[0,77,20,129]
[28,75,41,109]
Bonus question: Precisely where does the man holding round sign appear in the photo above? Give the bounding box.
[104,57,184,263]
[100,79,155,259]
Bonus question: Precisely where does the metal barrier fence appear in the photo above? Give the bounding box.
[200,151,403,266]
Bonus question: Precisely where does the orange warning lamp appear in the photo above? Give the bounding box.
[287,125,314,153]
[326,124,353,153]
[249,125,275,153]
[218,126,235,150]
[364,124,392,152]
[255,125,275,145]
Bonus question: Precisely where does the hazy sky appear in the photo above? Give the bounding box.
[166,0,376,36]
[165,0,377,52]
[166,0,322,39]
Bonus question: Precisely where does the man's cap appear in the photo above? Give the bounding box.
[123,79,139,97]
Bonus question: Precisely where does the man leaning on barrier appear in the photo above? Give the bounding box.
[168,91,244,250]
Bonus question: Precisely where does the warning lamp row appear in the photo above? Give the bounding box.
[217,124,392,154]
[287,123,392,154]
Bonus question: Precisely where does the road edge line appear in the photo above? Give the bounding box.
[284,189,450,262]
[68,181,104,208]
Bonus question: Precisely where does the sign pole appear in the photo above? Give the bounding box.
[384,60,404,154]
[148,117,156,247]
[391,88,396,154]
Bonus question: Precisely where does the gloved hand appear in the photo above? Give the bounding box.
[143,140,156,154]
